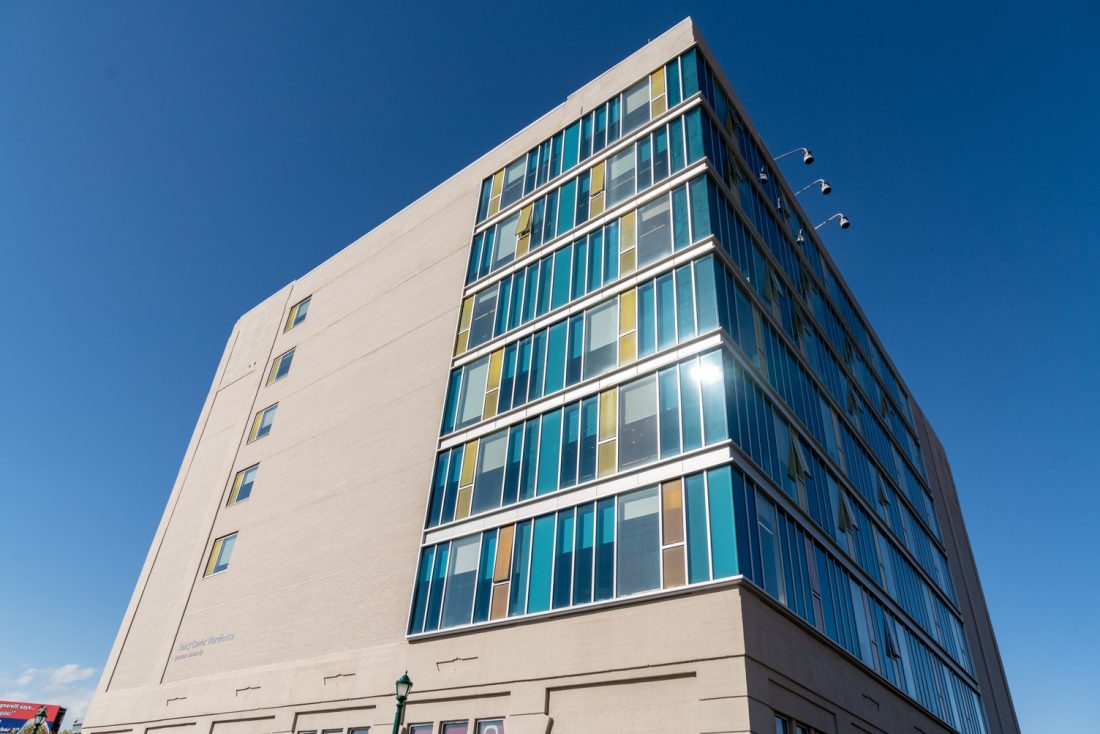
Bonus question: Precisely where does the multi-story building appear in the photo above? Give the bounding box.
[83,18,1019,734]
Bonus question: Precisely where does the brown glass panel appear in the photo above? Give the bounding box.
[493,524,515,582]
[662,479,684,545]
[662,546,686,589]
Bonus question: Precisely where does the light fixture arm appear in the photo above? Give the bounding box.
[814,213,850,230]
[795,179,831,197]
[775,147,814,164]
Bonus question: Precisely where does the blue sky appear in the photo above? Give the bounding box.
[1,1,1096,729]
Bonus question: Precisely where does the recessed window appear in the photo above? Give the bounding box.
[348,728,369,734]
[407,727,432,734]
[249,404,278,442]
[284,296,311,332]
[267,348,295,385]
[204,533,237,576]
[442,723,469,734]
[476,722,504,734]
[228,465,258,505]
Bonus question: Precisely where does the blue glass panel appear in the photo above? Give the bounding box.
[669,117,685,172]
[560,402,580,489]
[594,497,616,601]
[684,474,710,583]
[700,350,729,443]
[553,509,575,608]
[549,132,563,178]
[681,48,699,96]
[604,220,619,281]
[531,198,545,249]
[537,408,562,495]
[579,396,598,483]
[573,502,595,604]
[519,419,539,501]
[679,361,703,451]
[513,337,531,406]
[522,265,538,323]
[571,238,588,299]
[427,452,449,527]
[495,277,511,337]
[675,264,696,339]
[552,246,572,310]
[537,256,554,315]
[658,366,681,459]
[440,446,463,524]
[580,114,593,161]
[594,106,607,153]
[502,424,523,506]
[575,171,590,226]
[476,178,492,223]
[529,330,545,401]
[466,232,484,284]
[557,178,577,234]
[668,184,686,250]
[694,256,719,332]
[524,149,538,194]
[508,520,532,615]
[656,272,676,350]
[637,136,652,191]
[441,535,480,628]
[545,321,567,395]
[442,370,462,434]
[608,96,620,143]
[424,542,449,632]
[638,280,656,357]
[499,344,516,413]
[689,176,711,240]
[473,530,497,623]
[562,121,580,171]
[537,140,551,187]
[408,545,435,633]
[543,189,558,243]
[586,229,603,291]
[527,514,555,613]
[685,108,705,162]
[665,59,681,107]
[566,314,584,385]
[707,466,738,578]
[653,126,669,183]
[478,228,494,279]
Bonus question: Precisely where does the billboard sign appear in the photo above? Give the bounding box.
[0,702,66,734]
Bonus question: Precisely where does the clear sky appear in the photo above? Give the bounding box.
[1,1,1096,729]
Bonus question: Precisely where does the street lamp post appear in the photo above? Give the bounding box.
[391,672,413,734]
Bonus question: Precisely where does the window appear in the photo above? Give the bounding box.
[606,147,636,206]
[494,212,520,269]
[468,285,499,348]
[442,722,469,734]
[204,533,237,576]
[441,535,480,628]
[618,375,658,468]
[637,195,671,267]
[249,404,278,441]
[473,430,507,513]
[456,357,489,429]
[228,464,258,505]
[500,158,526,209]
[284,296,311,331]
[616,486,660,596]
[476,721,504,734]
[348,728,369,734]
[407,726,432,734]
[583,300,617,378]
[621,78,651,135]
[267,348,295,385]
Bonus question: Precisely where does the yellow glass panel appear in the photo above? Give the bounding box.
[490,582,510,619]
[590,161,606,194]
[482,388,498,420]
[662,480,685,545]
[460,438,479,487]
[266,355,281,386]
[517,203,533,234]
[489,169,505,198]
[458,296,475,331]
[652,94,667,117]
[619,289,637,333]
[598,389,617,440]
[619,247,636,275]
[488,349,504,389]
[620,210,637,249]
[597,440,617,477]
[662,546,686,589]
[494,524,515,581]
[650,68,666,99]
[618,332,636,364]
[517,233,531,259]
[248,412,263,441]
[283,304,297,332]
[488,195,500,217]
[229,471,245,504]
[589,192,605,218]
[455,487,472,520]
[205,538,222,576]
[454,331,469,356]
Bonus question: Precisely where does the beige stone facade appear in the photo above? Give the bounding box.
[83,18,1018,734]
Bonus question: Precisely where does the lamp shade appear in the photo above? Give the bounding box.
[395,672,413,700]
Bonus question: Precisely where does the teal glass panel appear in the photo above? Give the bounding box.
[571,238,588,299]
[466,232,484,284]
[537,257,553,316]
[685,108,705,162]
[508,270,524,330]
[700,350,729,443]
[658,366,681,459]
[573,502,595,604]
[553,509,575,608]
[562,121,580,171]
[707,466,738,578]
[529,330,545,401]
[669,117,685,172]
[473,528,499,620]
[543,189,558,242]
[681,48,699,96]
[424,542,449,632]
[549,132,563,178]
[521,264,538,322]
[508,520,532,616]
[427,452,449,527]
[638,280,656,357]
[656,272,676,350]
[679,360,703,451]
[672,184,690,249]
[552,246,572,310]
[502,424,523,505]
[653,125,669,183]
[594,498,616,601]
[665,59,682,107]
[587,229,603,291]
[580,114,593,160]
[559,402,580,488]
[408,545,435,633]
[684,474,710,583]
[527,514,555,613]
[495,278,511,335]
[519,420,540,500]
[442,368,462,433]
[513,337,531,405]
[694,256,719,331]
[557,178,577,234]
[499,344,516,413]
[689,176,712,239]
[579,396,598,482]
[594,106,607,152]
[545,321,567,394]
[566,314,583,384]
[531,197,545,249]
[441,445,463,524]
[604,220,619,281]
[608,96,621,142]
[675,264,696,339]
[537,409,562,495]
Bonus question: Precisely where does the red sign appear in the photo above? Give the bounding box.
[0,701,65,730]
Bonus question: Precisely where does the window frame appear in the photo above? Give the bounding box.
[204,532,238,577]
[227,464,259,506]
[267,347,296,385]
[249,404,278,442]
[284,296,311,332]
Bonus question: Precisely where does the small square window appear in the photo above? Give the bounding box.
[267,348,296,385]
[204,533,237,576]
[284,296,311,332]
[348,728,369,734]
[249,404,278,441]
[475,721,504,734]
[441,723,469,734]
[407,727,432,734]
[228,464,259,505]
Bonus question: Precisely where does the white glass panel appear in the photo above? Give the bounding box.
[616,486,660,595]
[618,375,658,468]
[457,358,489,427]
[583,300,618,378]
[622,78,651,135]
